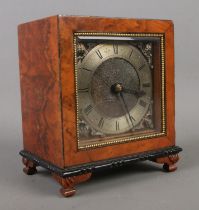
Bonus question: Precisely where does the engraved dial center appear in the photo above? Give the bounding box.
[91,57,139,118]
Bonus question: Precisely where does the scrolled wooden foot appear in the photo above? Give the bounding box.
[153,154,179,172]
[60,187,76,197]
[22,157,37,175]
[163,163,177,172]
[53,173,92,197]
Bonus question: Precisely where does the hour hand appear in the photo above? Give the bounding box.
[122,88,146,97]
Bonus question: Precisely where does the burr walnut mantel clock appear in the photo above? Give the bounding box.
[18,15,182,197]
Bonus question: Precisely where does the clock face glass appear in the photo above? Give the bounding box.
[74,34,165,149]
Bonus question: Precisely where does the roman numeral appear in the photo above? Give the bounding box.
[138,64,145,71]
[116,121,120,131]
[139,100,147,108]
[130,115,136,121]
[143,82,151,87]
[129,49,133,58]
[78,87,89,92]
[96,50,103,59]
[82,67,92,72]
[98,117,104,128]
[113,44,118,54]
[84,104,93,115]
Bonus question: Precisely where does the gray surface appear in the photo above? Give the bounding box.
[0,0,198,209]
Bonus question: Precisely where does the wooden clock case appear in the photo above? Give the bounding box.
[18,15,182,197]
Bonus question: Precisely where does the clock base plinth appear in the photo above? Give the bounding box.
[22,157,37,175]
[19,146,182,197]
[53,173,92,197]
[153,154,179,172]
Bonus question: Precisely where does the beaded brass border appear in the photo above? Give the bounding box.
[73,32,166,150]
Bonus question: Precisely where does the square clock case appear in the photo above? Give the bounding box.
[18,15,182,197]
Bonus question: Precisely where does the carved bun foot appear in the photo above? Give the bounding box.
[163,163,177,172]
[23,166,37,175]
[22,157,37,175]
[153,154,179,172]
[60,187,76,197]
[53,173,92,197]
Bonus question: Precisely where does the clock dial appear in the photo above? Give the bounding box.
[77,42,153,136]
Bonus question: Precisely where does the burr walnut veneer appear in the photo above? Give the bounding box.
[18,15,182,197]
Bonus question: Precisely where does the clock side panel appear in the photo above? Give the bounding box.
[59,16,175,167]
[18,16,64,167]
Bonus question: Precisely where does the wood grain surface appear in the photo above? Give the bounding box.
[18,16,175,168]
[58,16,175,167]
[18,16,64,167]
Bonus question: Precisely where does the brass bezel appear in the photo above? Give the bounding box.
[73,32,166,150]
